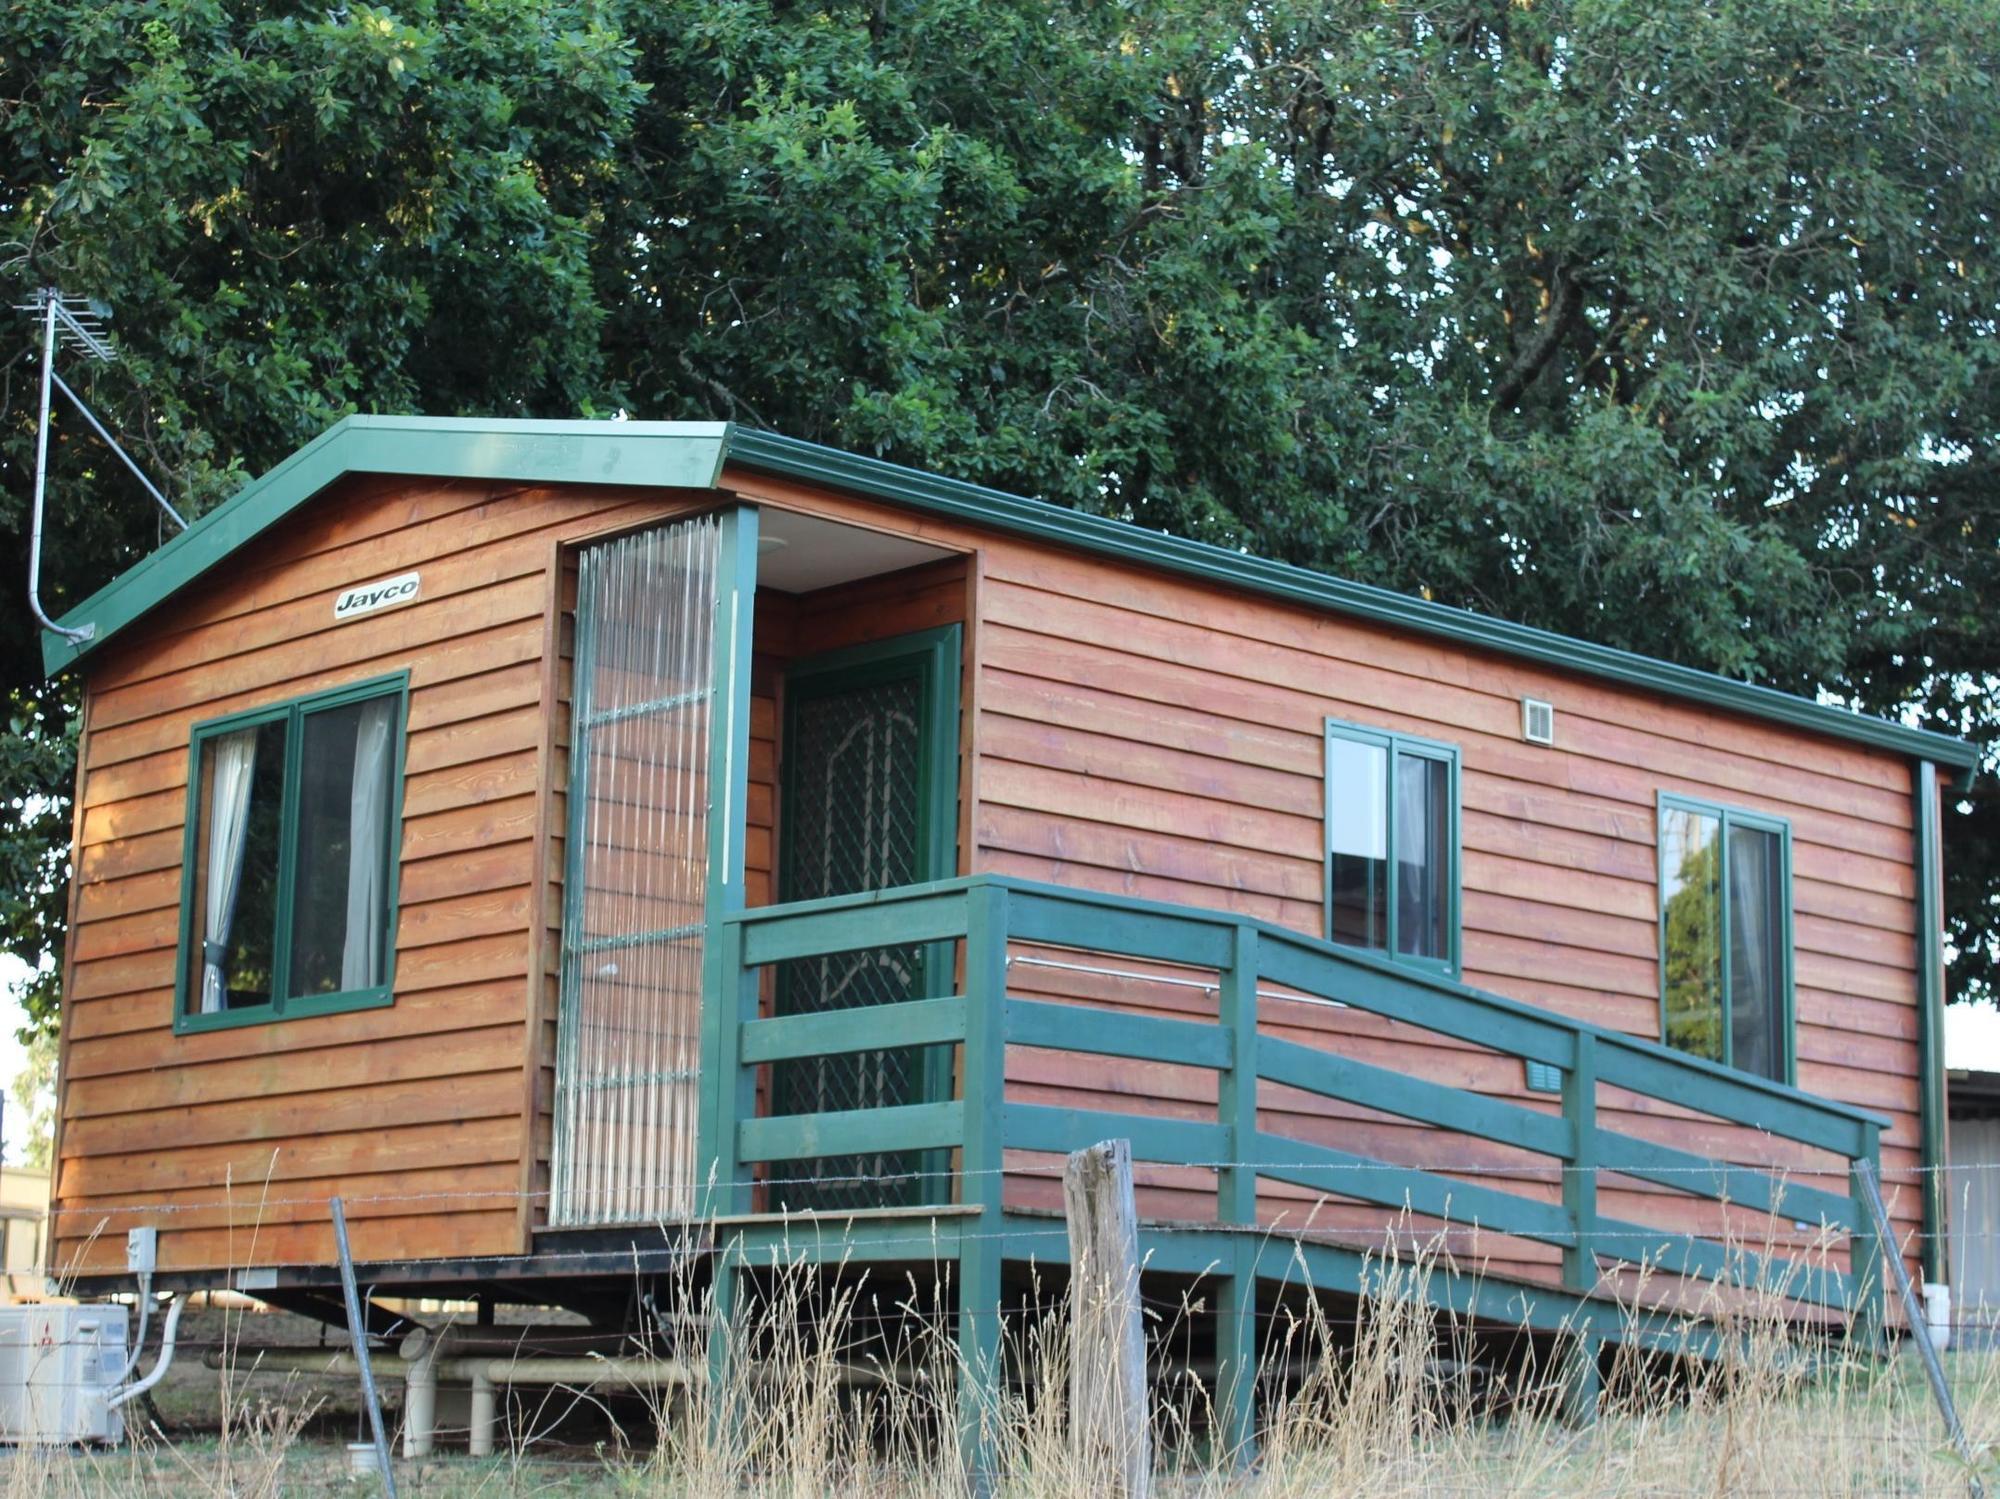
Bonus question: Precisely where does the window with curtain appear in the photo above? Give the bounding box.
[1658,794,1793,1081]
[1324,719,1460,972]
[178,676,406,1028]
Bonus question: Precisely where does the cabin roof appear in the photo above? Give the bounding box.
[41,414,1979,774]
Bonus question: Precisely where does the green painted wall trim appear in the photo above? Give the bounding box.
[171,670,409,1035]
[42,416,729,675]
[696,505,760,1221]
[1916,760,1948,1284]
[44,414,1979,778]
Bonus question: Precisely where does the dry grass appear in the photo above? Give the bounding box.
[8,1236,2000,1497]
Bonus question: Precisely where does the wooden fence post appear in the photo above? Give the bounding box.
[1066,1138,1150,1499]
[1560,1032,1602,1425]
[1214,924,1260,1466]
[959,884,1009,1494]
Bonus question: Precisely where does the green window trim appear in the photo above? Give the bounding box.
[1655,791,1796,1084]
[1322,718,1462,976]
[172,672,410,1035]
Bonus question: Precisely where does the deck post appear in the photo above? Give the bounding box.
[1560,1032,1599,1295]
[1214,924,1260,1465]
[1562,1330,1604,1428]
[698,506,759,1452]
[1560,1032,1600,1424]
[701,915,756,1437]
[958,883,1010,1492]
[1848,1121,1887,1355]
[695,502,759,1222]
[705,1240,741,1452]
[703,916,754,1221]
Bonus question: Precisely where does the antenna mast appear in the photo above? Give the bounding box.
[16,289,184,645]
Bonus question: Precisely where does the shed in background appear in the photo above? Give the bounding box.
[1949,1068,2000,1345]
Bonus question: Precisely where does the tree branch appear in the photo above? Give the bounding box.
[1491,266,1587,415]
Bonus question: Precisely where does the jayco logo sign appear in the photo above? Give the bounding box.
[333,572,421,621]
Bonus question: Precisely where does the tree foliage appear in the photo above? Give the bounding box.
[2,0,1995,1032]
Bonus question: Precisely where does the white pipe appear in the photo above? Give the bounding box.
[403,1348,437,1459]
[468,1368,496,1458]
[1925,1282,1954,1354]
[207,1347,888,1389]
[112,1287,153,1387]
[106,1296,184,1410]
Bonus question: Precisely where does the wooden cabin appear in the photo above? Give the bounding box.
[40,417,1975,1426]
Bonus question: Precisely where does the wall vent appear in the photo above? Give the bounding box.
[1521,697,1555,746]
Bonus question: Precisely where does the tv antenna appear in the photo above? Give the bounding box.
[15,288,185,644]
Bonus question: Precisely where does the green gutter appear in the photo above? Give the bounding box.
[1916,760,1949,1284]
[40,416,728,675]
[724,429,1980,776]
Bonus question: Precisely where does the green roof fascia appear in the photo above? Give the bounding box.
[722,428,1983,777]
[40,415,730,675]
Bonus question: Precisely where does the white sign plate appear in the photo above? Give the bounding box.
[333,571,421,621]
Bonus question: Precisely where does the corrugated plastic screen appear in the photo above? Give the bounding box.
[550,514,719,1226]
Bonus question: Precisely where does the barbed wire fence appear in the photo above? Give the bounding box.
[4,1155,2000,1494]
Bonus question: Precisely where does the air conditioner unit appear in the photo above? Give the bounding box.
[0,1304,129,1443]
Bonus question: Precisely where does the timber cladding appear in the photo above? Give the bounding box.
[724,469,1929,1293]
[974,543,1921,1287]
[55,474,714,1276]
[54,454,1928,1296]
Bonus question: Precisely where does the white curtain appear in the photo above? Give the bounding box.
[340,698,396,992]
[199,730,260,1014]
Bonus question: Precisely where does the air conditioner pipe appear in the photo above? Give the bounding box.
[204,1348,712,1385]
[112,1282,155,1387]
[106,1296,185,1411]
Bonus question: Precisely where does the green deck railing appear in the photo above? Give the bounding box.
[694,873,1891,1452]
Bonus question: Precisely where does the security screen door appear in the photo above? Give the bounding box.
[769,628,959,1211]
[549,514,720,1227]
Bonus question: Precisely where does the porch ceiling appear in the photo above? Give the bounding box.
[756,509,954,593]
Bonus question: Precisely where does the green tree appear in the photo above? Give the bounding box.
[6,1031,56,1169]
[0,0,649,1032]
[2,0,1994,1036]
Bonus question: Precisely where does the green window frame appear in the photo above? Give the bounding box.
[1655,791,1796,1083]
[1323,718,1462,975]
[173,672,409,1034]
